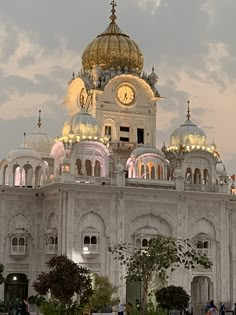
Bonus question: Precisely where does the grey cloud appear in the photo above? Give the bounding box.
[18,54,37,67]
[0,23,19,62]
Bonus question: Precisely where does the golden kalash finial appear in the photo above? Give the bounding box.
[37,109,42,128]
[187,100,190,120]
[110,0,117,22]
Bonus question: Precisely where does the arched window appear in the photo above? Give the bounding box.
[196,240,210,256]
[3,165,9,186]
[35,166,43,187]
[194,168,201,184]
[48,236,54,245]
[203,169,209,185]
[46,234,58,254]
[76,159,82,175]
[94,160,101,177]
[84,236,90,245]
[185,167,192,184]
[82,232,99,254]
[157,164,162,180]
[19,238,25,246]
[24,164,33,187]
[11,235,27,256]
[142,239,148,247]
[141,164,145,178]
[13,165,21,186]
[85,160,92,176]
[147,162,155,179]
[91,236,97,244]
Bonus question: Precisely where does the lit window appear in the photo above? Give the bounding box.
[82,233,99,254]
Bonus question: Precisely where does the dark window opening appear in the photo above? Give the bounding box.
[120,126,130,132]
[105,126,112,136]
[137,128,144,144]
[120,137,129,142]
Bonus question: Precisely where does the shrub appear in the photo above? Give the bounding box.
[155,285,189,310]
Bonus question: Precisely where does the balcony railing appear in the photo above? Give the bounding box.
[11,245,27,255]
[46,244,58,254]
[184,183,219,193]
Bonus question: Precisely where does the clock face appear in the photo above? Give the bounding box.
[117,85,135,105]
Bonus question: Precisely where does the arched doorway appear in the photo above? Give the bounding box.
[191,276,213,315]
[4,273,28,301]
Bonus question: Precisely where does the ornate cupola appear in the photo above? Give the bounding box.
[168,101,208,153]
[25,110,54,158]
[81,0,144,74]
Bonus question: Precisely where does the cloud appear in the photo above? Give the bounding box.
[136,0,161,14]
[0,20,80,121]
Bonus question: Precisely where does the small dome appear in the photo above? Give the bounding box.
[25,131,54,158]
[82,13,143,73]
[6,146,42,161]
[62,109,101,139]
[131,145,165,158]
[170,118,207,149]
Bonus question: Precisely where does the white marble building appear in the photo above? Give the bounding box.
[0,1,236,312]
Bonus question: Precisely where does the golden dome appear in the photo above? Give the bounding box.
[82,3,144,72]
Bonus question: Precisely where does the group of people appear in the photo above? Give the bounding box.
[205,300,226,315]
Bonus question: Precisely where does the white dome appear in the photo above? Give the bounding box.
[170,118,207,148]
[25,131,54,158]
[62,109,101,139]
[131,145,165,158]
[6,146,42,161]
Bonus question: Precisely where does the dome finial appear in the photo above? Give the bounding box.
[110,0,117,22]
[38,109,42,128]
[187,100,190,120]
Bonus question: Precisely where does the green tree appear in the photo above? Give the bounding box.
[109,234,212,315]
[33,255,92,314]
[155,285,189,310]
[89,273,119,312]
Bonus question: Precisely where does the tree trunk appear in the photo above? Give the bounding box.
[141,280,148,315]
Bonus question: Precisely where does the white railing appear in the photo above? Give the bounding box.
[46,244,58,254]
[184,184,220,193]
[126,178,176,190]
[11,245,27,255]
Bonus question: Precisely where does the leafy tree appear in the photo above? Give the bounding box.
[0,263,5,285]
[155,285,189,310]
[109,234,212,315]
[89,273,119,312]
[33,255,92,314]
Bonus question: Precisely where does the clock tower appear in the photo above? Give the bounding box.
[64,1,161,165]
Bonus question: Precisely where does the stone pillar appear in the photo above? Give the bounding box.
[65,190,75,259]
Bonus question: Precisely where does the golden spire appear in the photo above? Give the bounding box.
[37,109,42,128]
[110,0,117,22]
[187,100,190,120]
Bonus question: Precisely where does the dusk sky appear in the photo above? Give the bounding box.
[0,0,235,173]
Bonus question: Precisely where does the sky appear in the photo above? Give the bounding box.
[0,0,236,174]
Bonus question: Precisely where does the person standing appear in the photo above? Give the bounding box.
[118,300,124,315]
[209,300,217,315]
[187,302,195,315]
[220,303,225,315]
